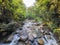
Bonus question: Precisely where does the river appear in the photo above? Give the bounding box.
[0,19,58,45]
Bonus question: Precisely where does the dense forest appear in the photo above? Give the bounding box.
[0,0,60,45]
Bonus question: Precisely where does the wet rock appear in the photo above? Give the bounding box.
[44,30,50,35]
[25,40,30,45]
[33,41,38,45]
[18,42,26,45]
[9,34,20,45]
[19,30,28,41]
[7,34,13,41]
[26,30,35,41]
[20,35,28,41]
[5,22,20,31]
[34,29,42,38]
[46,35,52,39]
[19,27,22,30]
[33,39,39,45]
[28,33,34,41]
[37,38,44,45]
[32,33,37,38]
[35,23,40,26]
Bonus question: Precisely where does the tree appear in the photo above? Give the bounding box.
[0,0,26,23]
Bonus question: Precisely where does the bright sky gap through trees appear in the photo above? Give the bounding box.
[23,0,36,7]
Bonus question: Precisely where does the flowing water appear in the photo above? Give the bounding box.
[0,20,58,45]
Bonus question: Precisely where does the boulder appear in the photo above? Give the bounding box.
[37,38,44,45]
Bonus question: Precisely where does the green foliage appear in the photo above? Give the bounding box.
[0,0,26,23]
[0,0,1,2]
[35,0,60,27]
[53,28,60,39]
[26,0,60,39]
[34,0,60,39]
[0,0,60,39]
[10,0,26,21]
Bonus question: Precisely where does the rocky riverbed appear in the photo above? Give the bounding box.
[0,20,59,45]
